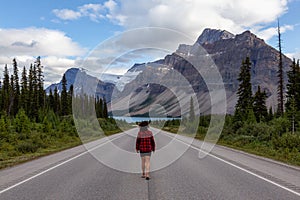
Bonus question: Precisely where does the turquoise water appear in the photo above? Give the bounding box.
[112,116,181,123]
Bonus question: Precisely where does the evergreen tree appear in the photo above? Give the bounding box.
[68,84,73,115]
[28,64,38,119]
[99,98,103,118]
[14,108,30,135]
[103,97,108,118]
[296,60,300,111]
[253,86,268,122]
[234,57,253,121]
[28,64,34,117]
[1,65,10,114]
[33,65,38,118]
[189,96,195,121]
[95,97,102,118]
[48,88,55,111]
[286,59,300,132]
[9,74,14,115]
[246,108,256,124]
[277,20,284,116]
[61,74,68,116]
[12,58,20,115]
[20,66,28,113]
[53,86,60,114]
[0,80,2,113]
[35,56,45,109]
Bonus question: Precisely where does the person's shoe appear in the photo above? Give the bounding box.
[145,177,150,180]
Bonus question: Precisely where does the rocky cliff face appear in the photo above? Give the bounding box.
[46,68,116,102]
[111,28,293,116]
[196,28,235,44]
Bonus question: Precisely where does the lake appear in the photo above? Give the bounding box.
[112,116,181,123]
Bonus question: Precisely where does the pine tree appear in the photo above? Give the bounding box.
[12,58,20,116]
[286,59,300,132]
[99,98,103,118]
[68,84,73,115]
[2,65,10,114]
[95,97,101,118]
[28,64,38,119]
[61,74,68,116]
[234,57,253,121]
[28,64,34,117]
[277,20,284,116]
[48,88,55,112]
[33,65,38,116]
[0,80,2,113]
[9,75,14,115]
[189,96,195,121]
[35,56,45,109]
[20,66,28,113]
[53,86,60,114]
[253,86,268,122]
[103,98,108,118]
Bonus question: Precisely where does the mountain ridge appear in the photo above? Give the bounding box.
[111,28,292,116]
[46,28,293,116]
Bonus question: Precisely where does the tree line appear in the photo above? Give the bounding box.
[0,57,109,121]
[0,57,113,167]
[234,57,300,132]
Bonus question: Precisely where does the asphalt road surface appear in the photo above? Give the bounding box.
[0,128,300,200]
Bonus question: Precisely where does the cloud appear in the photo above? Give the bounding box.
[255,24,294,41]
[0,27,85,57]
[106,0,288,40]
[286,51,300,60]
[53,0,117,22]
[0,27,86,87]
[52,9,81,20]
[52,0,291,64]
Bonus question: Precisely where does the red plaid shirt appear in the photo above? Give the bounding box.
[136,130,155,153]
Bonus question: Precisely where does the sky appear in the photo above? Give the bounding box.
[0,0,300,87]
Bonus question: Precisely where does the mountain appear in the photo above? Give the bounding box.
[46,68,116,102]
[110,28,292,116]
[46,68,79,93]
[196,28,235,44]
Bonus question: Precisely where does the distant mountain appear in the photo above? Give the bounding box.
[110,28,292,116]
[46,68,117,102]
[46,68,79,93]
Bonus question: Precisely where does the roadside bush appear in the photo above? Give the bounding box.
[268,117,290,136]
[272,133,300,151]
[14,109,31,134]
[16,140,39,153]
[236,122,274,141]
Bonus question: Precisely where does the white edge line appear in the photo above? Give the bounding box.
[162,131,300,197]
[0,133,125,195]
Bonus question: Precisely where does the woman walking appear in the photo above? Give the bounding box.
[136,121,155,180]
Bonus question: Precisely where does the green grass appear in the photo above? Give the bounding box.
[217,139,300,167]
[0,138,82,169]
[160,125,300,167]
[0,118,131,170]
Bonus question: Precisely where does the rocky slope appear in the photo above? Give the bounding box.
[110,28,292,116]
[46,68,116,102]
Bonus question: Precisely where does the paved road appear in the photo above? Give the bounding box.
[0,128,300,200]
